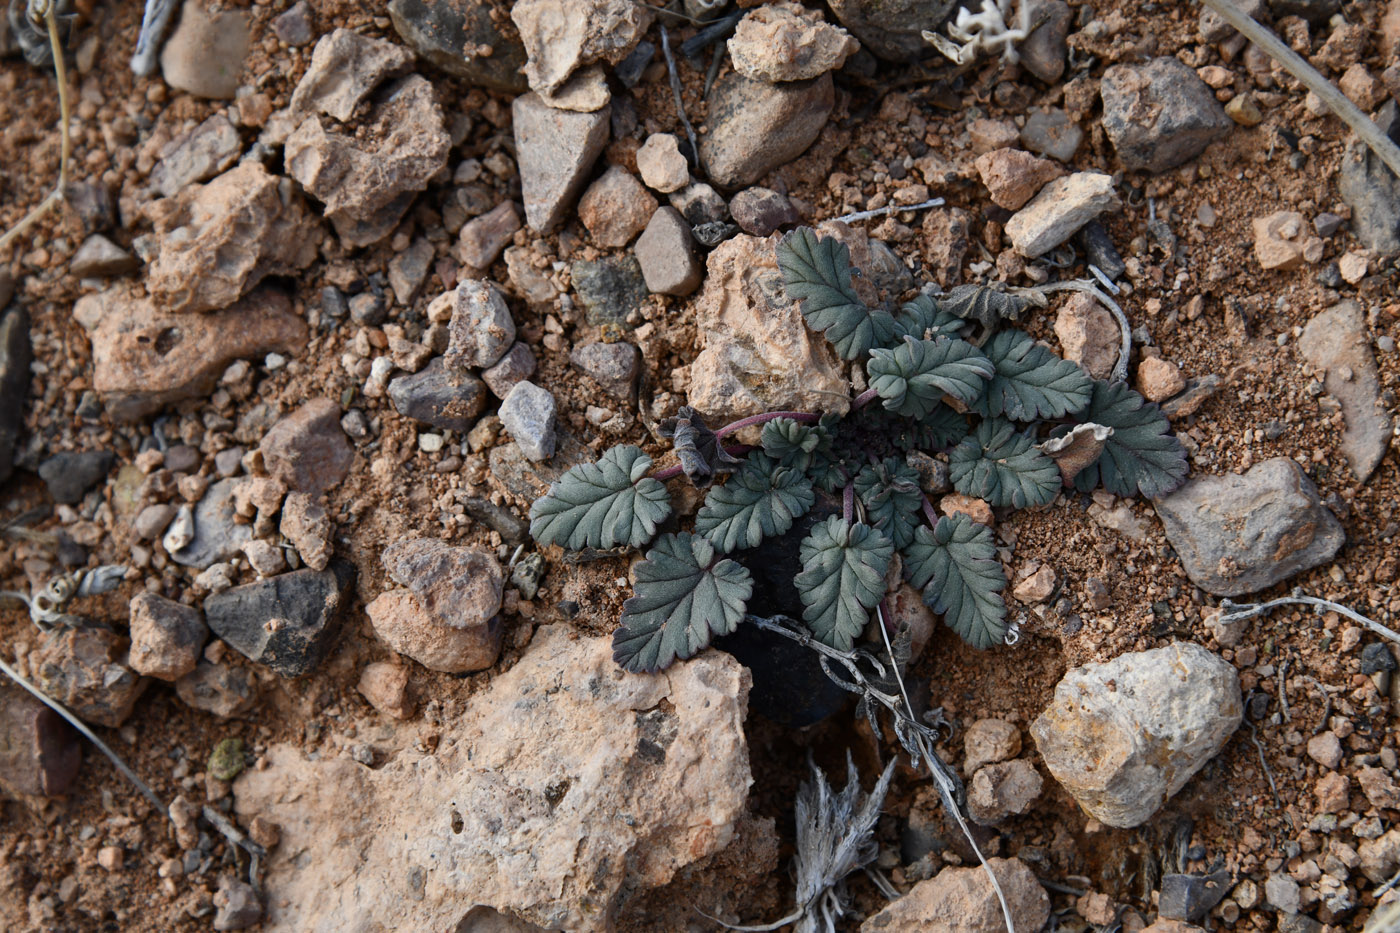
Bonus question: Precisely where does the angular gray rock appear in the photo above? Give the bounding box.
[634,206,704,296]
[1338,102,1400,254]
[499,381,557,462]
[170,478,254,569]
[38,450,113,504]
[481,342,537,399]
[388,237,434,305]
[570,341,640,402]
[388,359,488,432]
[69,235,138,278]
[444,280,516,371]
[1100,57,1233,174]
[700,71,835,189]
[571,255,648,327]
[1159,870,1232,923]
[175,661,257,719]
[1298,301,1393,482]
[1019,108,1082,162]
[388,0,528,92]
[260,399,354,497]
[204,562,355,677]
[1018,0,1071,83]
[286,74,450,247]
[1032,642,1242,828]
[272,1,313,46]
[233,625,752,932]
[827,0,957,61]
[149,113,241,199]
[0,305,29,484]
[513,93,610,233]
[1154,458,1346,597]
[128,592,209,682]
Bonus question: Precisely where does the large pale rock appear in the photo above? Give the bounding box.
[1298,301,1393,482]
[513,93,611,233]
[286,75,450,247]
[861,857,1050,932]
[1154,458,1345,597]
[1005,172,1120,258]
[233,626,752,932]
[510,0,651,96]
[700,71,835,189]
[684,234,849,423]
[78,287,307,422]
[1031,642,1242,828]
[147,163,321,313]
[729,1,859,82]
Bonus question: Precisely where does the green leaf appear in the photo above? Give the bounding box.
[776,228,896,359]
[973,330,1093,421]
[795,517,894,651]
[940,283,1033,331]
[949,419,1061,508]
[867,336,995,418]
[1069,380,1189,498]
[891,294,964,343]
[904,515,1008,650]
[613,533,753,672]
[854,457,924,550]
[695,453,816,553]
[760,417,828,473]
[530,445,672,550]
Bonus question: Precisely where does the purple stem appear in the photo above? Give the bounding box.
[843,484,855,524]
[714,410,820,439]
[878,596,897,635]
[651,444,754,482]
[852,387,881,411]
[920,493,940,528]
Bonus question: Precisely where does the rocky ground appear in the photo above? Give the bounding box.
[1,0,1399,930]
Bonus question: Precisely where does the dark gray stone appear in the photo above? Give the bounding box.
[571,256,648,328]
[1339,102,1400,255]
[1018,0,1071,83]
[480,342,537,400]
[570,341,640,402]
[388,358,488,432]
[213,877,263,930]
[0,304,30,484]
[1267,0,1338,24]
[39,449,114,504]
[204,562,355,677]
[1076,221,1126,280]
[320,286,348,319]
[1101,57,1232,174]
[1154,458,1346,597]
[1158,871,1231,922]
[175,661,257,719]
[1020,109,1083,163]
[826,0,958,61]
[510,551,546,600]
[729,186,800,236]
[460,497,527,545]
[170,477,253,569]
[1361,642,1397,675]
[387,0,527,92]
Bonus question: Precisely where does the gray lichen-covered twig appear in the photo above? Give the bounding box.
[1217,593,1400,646]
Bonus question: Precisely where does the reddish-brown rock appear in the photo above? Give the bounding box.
[259,399,354,496]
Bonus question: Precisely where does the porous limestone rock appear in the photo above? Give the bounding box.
[1031,641,1242,828]
[684,234,848,424]
[233,625,752,932]
[861,857,1050,932]
[510,0,652,97]
[728,1,859,82]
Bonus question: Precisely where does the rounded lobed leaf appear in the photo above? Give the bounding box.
[867,335,995,418]
[612,533,753,673]
[695,453,816,553]
[529,445,673,550]
[891,294,965,344]
[776,228,896,359]
[903,514,1008,649]
[973,329,1094,421]
[948,419,1061,509]
[794,516,894,651]
[854,456,924,551]
[1069,380,1189,498]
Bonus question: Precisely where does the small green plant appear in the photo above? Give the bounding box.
[530,227,1188,673]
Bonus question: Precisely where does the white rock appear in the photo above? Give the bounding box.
[1005,172,1120,259]
[499,381,557,462]
[233,626,752,932]
[636,133,690,193]
[1031,641,1242,828]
